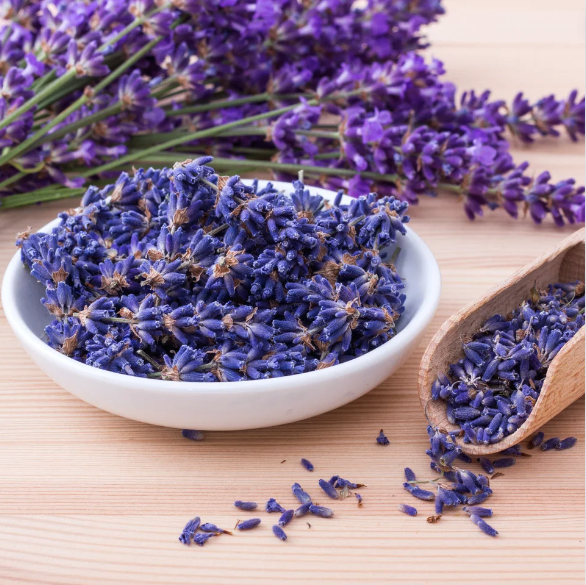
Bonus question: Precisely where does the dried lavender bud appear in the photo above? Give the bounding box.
[556,437,578,450]
[376,429,390,445]
[427,515,441,523]
[328,475,340,485]
[438,486,461,507]
[309,504,334,518]
[300,458,314,472]
[457,452,472,464]
[500,445,522,456]
[528,431,545,449]
[200,523,232,535]
[266,498,286,513]
[541,437,561,451]
[335,478,366,489]
[234,501,258,511]
[478,457,495,475]
[278,509,294,527]
[404,468,417,482]
[398,504,417,516]
[470,514,498,537]
[181,429,204,441]
[193,533,215,546]
[318,478,339,499]
[463,506,493,517]
[178,516,200,545]
[294,502,312,517]
[272,525,287,541]
[493,457,516,468]
[466,488,492,505]
[456,470,481,494]
[403,482,435,501]
[236,518,261,530]
[435,498,444,515]
[355,493,363,507]
[292,483,312,504]
[477,475,490,488]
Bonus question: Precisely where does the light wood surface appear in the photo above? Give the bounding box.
[0,1,584,583]
[420,228,585,455]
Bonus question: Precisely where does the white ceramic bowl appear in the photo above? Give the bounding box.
[2,181,441,430]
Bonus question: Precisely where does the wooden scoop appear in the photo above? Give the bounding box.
[419,227,585,455]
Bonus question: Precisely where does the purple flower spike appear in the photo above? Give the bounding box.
[470,514,498,537]
[318,478,339,499]
[377,429,390,445]
[181,429,204,441]
[556,437,577,451]
[492,457,516,469]
[529,431,545,449]
[398,504,417,516]
[236,518,261,530]
[234,501,258,511]
[300,458,314,472]
[278,509,294,527]
[272,525,287,541]
[309,505,334,518]
[541,437,561,451]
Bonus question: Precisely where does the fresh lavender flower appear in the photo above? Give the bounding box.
[236,518,261,531]
[272,525,287,541]
[234,501,258,511]
[398,504,417,516]
[541,437,561,451]
[300,458,314,472]
[556,437,578,450]
[376,430,390,445]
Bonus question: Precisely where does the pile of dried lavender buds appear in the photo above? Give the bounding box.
[432,282,584,445]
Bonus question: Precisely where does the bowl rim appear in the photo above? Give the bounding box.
[1,181,441,396]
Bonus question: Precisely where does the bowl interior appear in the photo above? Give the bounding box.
[8,180,435,363]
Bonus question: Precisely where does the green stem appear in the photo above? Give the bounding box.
[0,36,162,167]
[0,187,86,209]
[295,129,340,139]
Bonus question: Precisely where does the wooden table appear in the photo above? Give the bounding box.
[0,2,584,583]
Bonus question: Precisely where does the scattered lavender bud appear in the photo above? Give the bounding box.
[435,498,444,515]
[236,518,262,530]
[355,493,363,507]
[500,445,522,456]
[403,482,435,501]
[470,514,498,537]
[278,509,294,527]
[493,457,516,468]
[234,501,258,511]
[292,483,312,504]
[309,504,334,518]
[478,457,495,475]
[427,515,442,523]
[541,437,561,451]
[181,429,204,441]
[272,525,287,541]
[477,475,490,488]
[335,478,366,489]
[463,506,493,517]
[318,478,339,499]
[404,467,417,482]
[438,486,461,507]
[301,458,314,472]
[398,504,417,516]
[556,437,578,450]
[376,429,390,445]
[295,502,312,517]
[457,452,472,464]
[178,516,200,545]
[328,475,340,485]
[466,488,492,505]
[193,533,215,546]
[266,498,286,513]
[528,431,545,449]
[200,523,232,535]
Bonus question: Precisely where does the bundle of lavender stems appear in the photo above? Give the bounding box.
[0,0,584,225]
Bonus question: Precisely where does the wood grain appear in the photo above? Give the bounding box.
[419,228,585,454]
[0,1,584,583]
